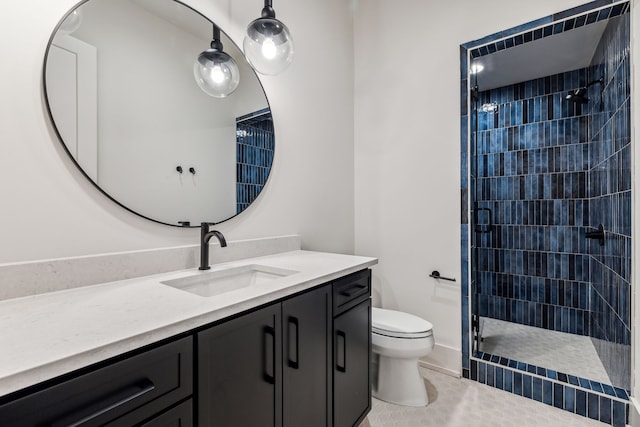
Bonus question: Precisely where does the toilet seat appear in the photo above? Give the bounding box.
[372,307,433,339]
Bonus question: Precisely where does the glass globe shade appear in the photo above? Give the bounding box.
[243,17,294,75]
[193,50,240,98]
[60,9,82,34]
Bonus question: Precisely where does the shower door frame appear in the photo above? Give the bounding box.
[460,1,634,423]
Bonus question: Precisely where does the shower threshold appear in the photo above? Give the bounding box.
[479,317,611,385]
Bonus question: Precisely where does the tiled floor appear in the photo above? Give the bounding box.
[363,367,607,426]
[479,318,611,385]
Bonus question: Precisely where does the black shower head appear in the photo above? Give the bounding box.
[566,88,588,104]
[565,78,604,104]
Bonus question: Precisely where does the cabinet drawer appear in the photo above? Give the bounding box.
[106,399,193,427]
[0,336,193,426]
[333,269,371,316]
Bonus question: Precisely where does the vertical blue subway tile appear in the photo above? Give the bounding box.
[612,400,626,427]
[564,387,575,413]
[543,380,553,406]
[553,383,563,408]
[504,369,513,393]
[600,397,612,424]
[532,377,542,402]
[495,367,504,390]
[588,393,599,420]
[576,390,587,417]
[523,375,532,399]
[513,372,523,396]
[487,365,495,387]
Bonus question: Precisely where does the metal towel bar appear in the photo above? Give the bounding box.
[429,271,456,282]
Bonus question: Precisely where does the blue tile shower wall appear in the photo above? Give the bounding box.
[236,112,274,213]
[586,12,631,390]
[460,3,631,426]
[475,68,592,335]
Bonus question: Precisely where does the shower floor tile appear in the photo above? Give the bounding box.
[480,317,611,385]
[362,367,605,426]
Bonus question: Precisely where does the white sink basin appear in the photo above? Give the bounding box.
[161,264,298,297]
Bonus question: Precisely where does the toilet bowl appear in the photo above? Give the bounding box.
[371,307,434,407]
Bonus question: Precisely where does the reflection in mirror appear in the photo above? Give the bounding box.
[469,9,631,390]
[45,0,273,226]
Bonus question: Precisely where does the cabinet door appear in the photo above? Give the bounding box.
[283,285,331,427]
[333,299,371,427]
[198,304,281,427]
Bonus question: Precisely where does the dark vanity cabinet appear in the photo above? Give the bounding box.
[282,285,332,427]
[198,285,332,427]
[0,269,371,427]
[0,337,193,426]
[332,270,372,427]
[198,303,282,426]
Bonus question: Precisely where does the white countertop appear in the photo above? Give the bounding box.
[0,250,377,397]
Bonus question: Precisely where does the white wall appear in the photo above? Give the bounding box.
[353,0,588,375]
[0,0,354,264]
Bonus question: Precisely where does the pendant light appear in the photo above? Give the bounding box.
[194,24,240,98]
[243,0,294,75]
[60,9,82,34]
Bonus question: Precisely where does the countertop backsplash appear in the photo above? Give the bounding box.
[0,235,301,301]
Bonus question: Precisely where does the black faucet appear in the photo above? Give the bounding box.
[199,222,227,270]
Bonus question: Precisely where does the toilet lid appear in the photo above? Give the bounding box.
[372,307,433,338]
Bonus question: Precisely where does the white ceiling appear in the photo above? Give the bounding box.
[471,20,609,91]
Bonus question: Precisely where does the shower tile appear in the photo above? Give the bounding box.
[613,400,626,426]
[523,375,532,398]
[588,393,600,420]
[600,396,613,424]
[504,368,513,392]
[598,6,612,21]
[614,387,629,400]
[576,390,587,417]
[513,372,523,395]
[460,4,631,425]
[590,380,604,393]
[554,383,564,408]
[532,377,542,402]
[543,380,553,406]
[568,375,579,386]
[487,364,495,386]
[565,387,576,412]
[602,384,617,397]
[495,367,504,390]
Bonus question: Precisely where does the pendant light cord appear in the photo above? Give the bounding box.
[211,24,223,51]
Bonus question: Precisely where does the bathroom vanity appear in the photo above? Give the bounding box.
[0,251,375,427]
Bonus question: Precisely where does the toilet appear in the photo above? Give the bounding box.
[371,307,434,407]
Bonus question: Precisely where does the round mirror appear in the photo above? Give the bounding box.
[44,0,274,227]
